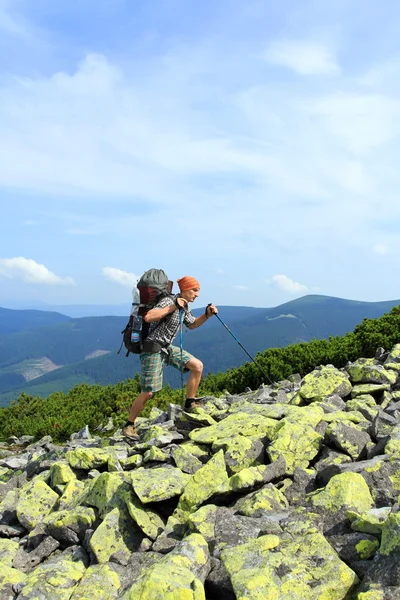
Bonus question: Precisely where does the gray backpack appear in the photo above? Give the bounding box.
[118,268,173,356]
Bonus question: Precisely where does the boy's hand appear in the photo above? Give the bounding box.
[175,297,188,309]
[205,303,218,317]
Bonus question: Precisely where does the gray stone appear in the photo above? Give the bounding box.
[13,536,60,572]
[205,557,236,600]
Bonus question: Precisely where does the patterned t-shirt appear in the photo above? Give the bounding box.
[146,295,196,348]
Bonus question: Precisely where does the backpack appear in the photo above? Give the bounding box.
[118,268,173,356]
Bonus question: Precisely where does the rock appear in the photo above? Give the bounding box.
[16,556,86,599]
[177,450,228,514]
[89,507,143,564]
[267,410,324,475]
[0,538,19,567]
[12,535,60,572]
[205,557,236,600]
[43,507,97,547]
[16,480,59,531]
[328,531,379,563]
[170,444,203,474]
[130,466,191,504]
[125,492,165,540]
[309,472,374,533]
[299,365,352,402]
[347,358,397,386]
[221,519,358,600]
[325,421,371,460]
[121,533,210,599]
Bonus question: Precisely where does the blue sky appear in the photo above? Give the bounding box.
[1,0,400,310]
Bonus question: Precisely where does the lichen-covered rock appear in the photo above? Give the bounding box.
[328,531,380,563]
[221,523,358,599]
[122,563,205,599]
[0,562,26,596]
[0,538,19,567]
[379,511,400,556]
[325,421,371,460]
[213,507,279,555]
[189,412,278,445]
[178,450,228,513]
[187,505,217,543]
[267,419,323,475]
[300,365,352,402]
[17,556,86,599]
[121,533,209,599]
[351,383,391,398]
[16,480,59,531]
[143,446,169,463]
[43,507,97,546]
[170,444,203,474]
[310,472,374,515]
[125,491,165,540]
[216,456,286,499]
[50,461,76,488]
[70,563,121,600]
[58,478,86,510]
[347,358,397,385]
[0,488,19,525]
[89,506,142,563]
[65,447,116,470]
[348,507,391,535]
[180,441,210,462]
[234,483,288,517]
[121,453,143,470]
[212,435,264,475]
[130,466,191,504]
[84,472,127,518]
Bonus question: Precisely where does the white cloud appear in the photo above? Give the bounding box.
[0,257,75,285]
[102,267,139,288]
[233,285,250,291]
[264,40,340,76]
[372,244,389,255]
[272,274,308,294]
[0,0,29,36]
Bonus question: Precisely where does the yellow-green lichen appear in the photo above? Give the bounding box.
[125,491,165,540]
[178,450,228,512]
[310,472,373,514]
[16,479,59,531]
[130,467,191,504]
[0,539,19,567]
[221,528,357,600]
[355,539,379,559]
[70,564,121,600]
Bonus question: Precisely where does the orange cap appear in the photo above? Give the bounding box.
[177,276,200,292]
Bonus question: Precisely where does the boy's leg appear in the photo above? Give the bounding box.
[167,346,203,408]
[123,352,164,438]
[185,357,203,398]
[128,391,153,423]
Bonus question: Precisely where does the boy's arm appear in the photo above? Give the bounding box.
[144,298,181,323]
[188,303,218,330]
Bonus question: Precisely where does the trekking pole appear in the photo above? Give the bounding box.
[214,312,274,384]
[179,309,185,408]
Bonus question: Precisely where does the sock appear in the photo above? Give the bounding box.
[125,419,135,426]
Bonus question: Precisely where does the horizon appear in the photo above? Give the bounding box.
[2,292,400,320]
[1,1,400,308]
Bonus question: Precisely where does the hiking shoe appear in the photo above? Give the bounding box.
[184,399,203,411]
[122,423,139,440]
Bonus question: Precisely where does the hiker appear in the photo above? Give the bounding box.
[122,276,218,439]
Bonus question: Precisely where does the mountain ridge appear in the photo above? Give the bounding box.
[0,294,399,405]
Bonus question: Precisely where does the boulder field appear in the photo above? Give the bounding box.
[1,345,400,598]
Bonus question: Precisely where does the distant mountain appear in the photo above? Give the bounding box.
[0,295,399,406]
[0,307,71,335]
